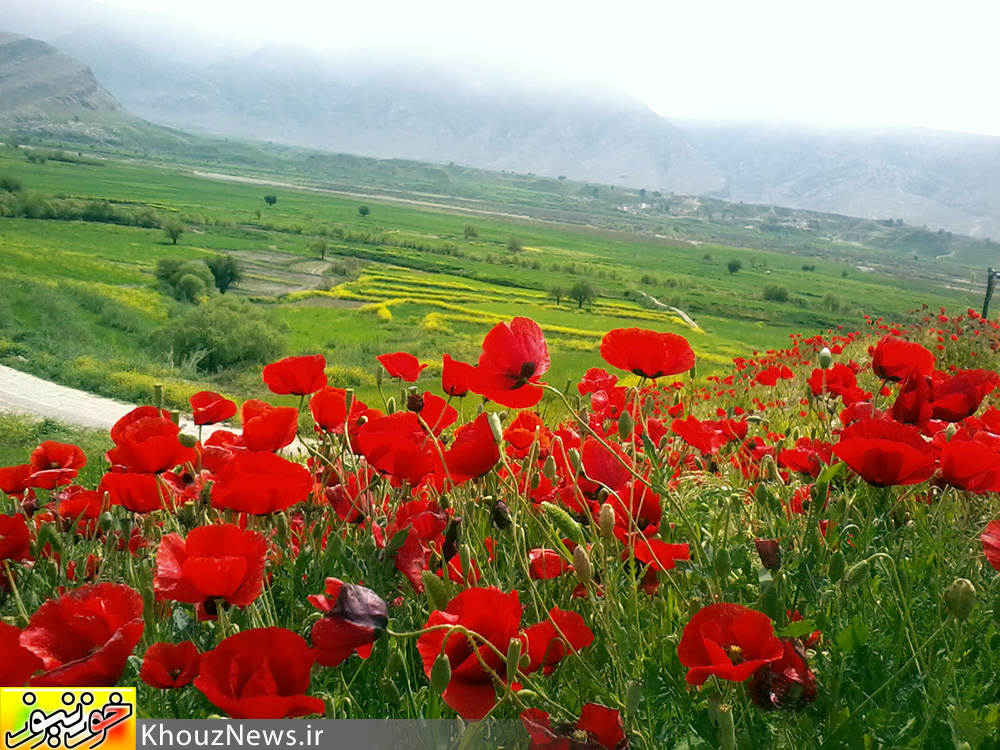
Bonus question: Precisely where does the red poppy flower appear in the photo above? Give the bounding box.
[353,412,438,483]
[600,327,695,379]
[308,578,389,667]
[412,392,458,435]
[671,415,729,456]
[240,399,298,452]
[377,351,426,382]
[872,335,935,382]
[468,317,550,409]
[189,391,237,426]
[417,586,523,720]
[27,441,86,489]
[99,472,174,514]
[20,582,144,687]
[154,524,267,607]
[982,520,1000,572]
[529,549,570,580]
[928,369,999,422]
[210,451,313,514]
[938,437,1000,493]
[56,485,104,520]
[139,641,200,689]
[519,608,594,676]
[442,354,475,397]
[194,628,324,719]
[578,367,619,395]
[808,363,858,399]
[440,413,500,484]
[520,704,627,750]
[0,513,31,561]
[263,354,327,395]
[778,437,833,479]
[628,537,690,573]
[747,637,818,711]
[832,419,937,487]
[0,622,43,686]
[0,464,33,496]
[503,411,551,458]
[106,409,197,474]
[677,602,783,686]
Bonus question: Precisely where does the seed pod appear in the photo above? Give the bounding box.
[442,518,463,562]
[430,654,452,694]
[598,504,616,540]
[573,545,592,586]
[421,570,450,611]
[642,396,655,416]
[153,383,164,409]
[376,365,384,386]
[540,502,585,546]
[618,411,635,441]
[406,391,425,413]
[178,432,198,448]
[828,549,846,582]
[169,410,180,426]
[542,455,558,482]
[944,578,976,620]
[506,638,522,684]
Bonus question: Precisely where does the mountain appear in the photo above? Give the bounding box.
[0,31,144,142]
[671,120,1000,240]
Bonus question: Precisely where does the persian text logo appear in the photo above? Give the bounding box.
[1,689,135,750]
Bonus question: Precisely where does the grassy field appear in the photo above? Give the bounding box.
[0,144,981,411]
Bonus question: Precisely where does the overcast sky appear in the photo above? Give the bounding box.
[96,0,1000,136]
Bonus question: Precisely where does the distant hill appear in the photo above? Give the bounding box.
[0,32,144,144]
[670,120,1000,240]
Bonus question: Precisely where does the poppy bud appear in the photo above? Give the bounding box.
[828,550,846,582]
[421,570,450,611]
[540,502,585,546]
[642,396,655,415]
[577,407,589,425]
[618,411,635,441]
[385,650,404,679]
[944,578,976,620]
[406,391,425,413]
[599,504,616,539]
[760,454,781,483]
[529,473,540,489]
[379,678,400,705]
[542,455,558,481]
[755,538,782,571]
[819,347,833,369]
[754,483,772,507]
[153,383,165,409]
[626,681,643,716]
[430,653,452,694]
[275,511,290,546]
[376,366,384,386]
[713,547,732,579]
[177,432,198,448]
[98,511,114,533]
[490,500,512,530]
[487,412,504,445]
[385,396,396,414]
[568,448,583,474]
[573,545,592,586]
[845,558,871,589]
[506,638,522,683]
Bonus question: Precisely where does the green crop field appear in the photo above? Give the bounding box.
[0,144,979,412]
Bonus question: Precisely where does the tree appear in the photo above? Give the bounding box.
[310,238,328,259]
[162,217,185,245]
[507,236,524,253]
[463,225,479,239]
[569,280,596,309]
[727,259,743,275]
[358,205,371,218]
[264,194,277,207]
[550,285,565,305]
[155,258,215,303]
[206,254,243,294]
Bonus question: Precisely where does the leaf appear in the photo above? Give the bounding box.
[836,620,870,652]
[778,619,817,639]
[817,461,846,485]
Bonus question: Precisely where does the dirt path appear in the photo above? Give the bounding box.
[0,365,235,444]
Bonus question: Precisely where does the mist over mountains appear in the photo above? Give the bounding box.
[4,0,1000,239]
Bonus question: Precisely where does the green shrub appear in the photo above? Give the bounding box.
[762,284,790,303]
[158,296,285,373]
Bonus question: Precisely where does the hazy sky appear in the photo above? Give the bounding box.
[96,0,1000,136]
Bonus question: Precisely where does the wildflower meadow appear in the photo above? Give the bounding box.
[2,307,1000,749]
